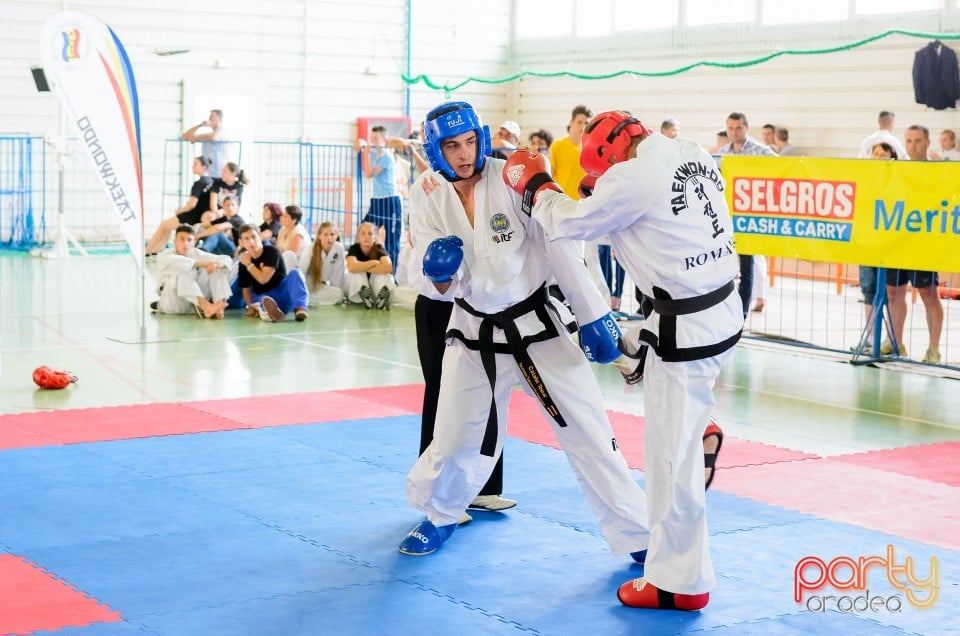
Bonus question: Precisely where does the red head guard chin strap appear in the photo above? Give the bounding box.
[579,111,652,177]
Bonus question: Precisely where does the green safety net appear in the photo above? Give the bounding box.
[403,28,960,94]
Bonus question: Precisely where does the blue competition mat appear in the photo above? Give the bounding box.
[2,416,955,635]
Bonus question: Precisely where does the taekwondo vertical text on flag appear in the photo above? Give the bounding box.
[39,11,144,266]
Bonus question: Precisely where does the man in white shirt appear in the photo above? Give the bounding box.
[858,110,908,159]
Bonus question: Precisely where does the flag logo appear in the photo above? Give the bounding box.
[60,27,82,62]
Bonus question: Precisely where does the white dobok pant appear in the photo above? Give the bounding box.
[345,271,395,304]
[406,305,650,557]
[640,348,732,595]
[157,267,231,314]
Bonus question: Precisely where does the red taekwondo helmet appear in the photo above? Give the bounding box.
[580,110,652,178]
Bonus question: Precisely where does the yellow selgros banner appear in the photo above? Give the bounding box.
[723,156,960,272]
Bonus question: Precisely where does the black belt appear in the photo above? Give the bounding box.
[650,280,736,316]
[639,280,741,362]
[448,285,567,457]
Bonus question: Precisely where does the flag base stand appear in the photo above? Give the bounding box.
[41,161,88,259]
[42,224,88,259]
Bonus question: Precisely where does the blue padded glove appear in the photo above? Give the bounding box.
[580,313,623,364]
[423,236,464,283]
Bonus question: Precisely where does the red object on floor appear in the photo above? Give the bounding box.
[831,441,960,488]
[0,554,121,634]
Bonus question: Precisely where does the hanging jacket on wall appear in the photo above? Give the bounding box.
[913,40,960,110]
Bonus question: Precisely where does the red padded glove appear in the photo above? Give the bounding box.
[33,366,79,390]
[578,174,597,199]
[502,149,562,216]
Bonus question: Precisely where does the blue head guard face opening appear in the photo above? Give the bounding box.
[423,101,492,182]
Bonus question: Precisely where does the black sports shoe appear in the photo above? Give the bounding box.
[374,286,391,310]
[149,301,159,312]
[358,285,375,309]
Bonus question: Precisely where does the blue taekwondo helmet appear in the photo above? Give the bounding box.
[423,101,492,182]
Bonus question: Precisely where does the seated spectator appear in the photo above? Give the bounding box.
[145,156,213,255]
[151,224,231,319]
[210,162,249,211]
[345,221,394,310]
[236,223,309,322]
[276,205,313,272]
[305,221,346,306]
[196,196,245,257]
[260,202,283,243]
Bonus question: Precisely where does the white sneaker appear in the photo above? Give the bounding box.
[261,296,286,322]
[468,495,518,511]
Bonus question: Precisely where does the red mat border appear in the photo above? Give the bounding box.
[2,384,957,551]
[0,553,121,635]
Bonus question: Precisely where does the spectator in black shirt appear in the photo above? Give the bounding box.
[146,156,213,255]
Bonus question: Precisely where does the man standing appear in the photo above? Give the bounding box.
[717,112,776,317]
[761,123,779,153]
[548,104,608,304]
[660,118,680,139]
[858,110,908,159]
[882,125,944,364]
[491,120,521,159]
[357,125,403,272]
[401,101,650,566]
[505,110,742,610]
[182,109,228,177]
[548,105,592,198]
[774,127,797,156]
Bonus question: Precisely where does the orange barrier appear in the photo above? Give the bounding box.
[289,176,353,239]
[766,258,858,295]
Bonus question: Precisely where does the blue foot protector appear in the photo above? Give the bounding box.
[398,520,457,556]
[630,550,647,564]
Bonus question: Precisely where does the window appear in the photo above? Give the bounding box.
[613,0,678,30]
[685,0,754,26]
[516,0,574,38]
[856,0,940,14]
[576,0,612,37]
[763,0,848,24]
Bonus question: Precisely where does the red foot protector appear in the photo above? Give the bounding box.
[0,554,121,634]
[617,576,709,611]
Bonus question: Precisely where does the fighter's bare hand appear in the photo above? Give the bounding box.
[422,175,441,196]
